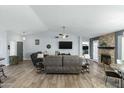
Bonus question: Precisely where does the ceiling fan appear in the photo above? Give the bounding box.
[55,26,69,39]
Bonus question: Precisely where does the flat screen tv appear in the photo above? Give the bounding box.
[83,46,88,50]
[59,41,72,49]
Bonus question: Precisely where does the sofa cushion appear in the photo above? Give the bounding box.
[44,55,62,66]
[63,55,82,66]
[44,55,82,74]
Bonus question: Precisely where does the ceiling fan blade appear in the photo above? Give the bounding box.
[66,35,69,37]
[59,34,63,36]
[55,36,59,38]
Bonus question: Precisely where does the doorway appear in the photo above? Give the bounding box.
[82,41,90,58]
[17,42,23,62]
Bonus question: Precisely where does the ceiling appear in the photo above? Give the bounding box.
[1,5,124,40]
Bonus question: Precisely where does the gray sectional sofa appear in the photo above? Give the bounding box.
[44,55,82,74]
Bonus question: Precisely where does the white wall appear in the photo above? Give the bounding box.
[122,37,124,60]
[93,40,99,62]
[0,30,8,65]
[0,31,23,65]
[118,35,122,59]
[78,36,83,57]
[5,31,83,60]
[7,31,22,56]
[7,31,22,44]
[23,32,80,60]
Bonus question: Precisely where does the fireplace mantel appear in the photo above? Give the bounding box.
[98,46,115,49]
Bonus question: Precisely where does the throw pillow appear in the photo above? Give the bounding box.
[37,53,44,58]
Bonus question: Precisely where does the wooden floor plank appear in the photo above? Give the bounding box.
[1,61,122,88]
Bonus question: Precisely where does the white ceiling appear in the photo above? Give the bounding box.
[0,5,47,34]
[1,5,124,40]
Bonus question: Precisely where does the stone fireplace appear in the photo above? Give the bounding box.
[101,54,111,65]
[98,33,115,64]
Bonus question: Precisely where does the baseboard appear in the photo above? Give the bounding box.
[23,58,31,60]
[93,61,99,64]
[23,60,31,61]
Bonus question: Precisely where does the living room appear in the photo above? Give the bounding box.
[1,4,124,90]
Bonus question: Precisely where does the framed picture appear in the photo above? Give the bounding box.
[35,39,40,45]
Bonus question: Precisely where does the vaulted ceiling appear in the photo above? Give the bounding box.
[0,5,124,40]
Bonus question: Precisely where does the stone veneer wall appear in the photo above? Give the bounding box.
[98,33,115,64]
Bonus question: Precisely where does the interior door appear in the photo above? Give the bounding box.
[17,42,23,62]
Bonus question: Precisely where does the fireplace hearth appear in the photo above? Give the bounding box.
[101,54,111,65]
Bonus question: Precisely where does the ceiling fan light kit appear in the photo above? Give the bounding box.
[55,26,69,39]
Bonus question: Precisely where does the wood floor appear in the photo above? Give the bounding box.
[1,61,123,88]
